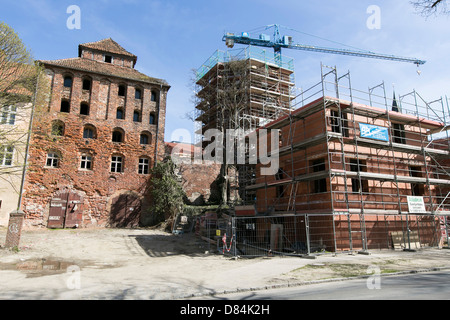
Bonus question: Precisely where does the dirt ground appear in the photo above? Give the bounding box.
[0,226,449,300]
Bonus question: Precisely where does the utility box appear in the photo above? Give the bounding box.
[5,210,25,249]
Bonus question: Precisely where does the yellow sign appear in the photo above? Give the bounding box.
[216,230,221,236]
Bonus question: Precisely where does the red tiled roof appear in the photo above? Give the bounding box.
[78,38,137,60]
[38,57,169,87]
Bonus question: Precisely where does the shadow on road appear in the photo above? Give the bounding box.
[130,233,211,258]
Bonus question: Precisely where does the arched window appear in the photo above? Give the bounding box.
[80,102,90,116]
[112,128,124,143]
[83,125,96,139]
[60,100,70,113]
[51,120,65,136]
[82,78,92,91]
[140,131,151,145]
[116,108,124,120]
[149,112,157,125]
[133,110,141,122]
[118,84,126,97]
[151,90,158,102]
[135,88,142,100]
[63,76,73,88]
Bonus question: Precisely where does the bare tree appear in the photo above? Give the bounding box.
[0,21,45,203]
[411,0,448,17]
[193,59,251,205]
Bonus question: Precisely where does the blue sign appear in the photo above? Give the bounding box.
[359,123,389,142]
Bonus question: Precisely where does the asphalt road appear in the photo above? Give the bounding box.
[201,270,450,300]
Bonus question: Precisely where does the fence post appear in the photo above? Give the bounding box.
[444,215,449,249]
[305,214,311,255]
[232,217,237,258]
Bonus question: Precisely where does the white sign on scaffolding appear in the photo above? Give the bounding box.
[407,196,426,213]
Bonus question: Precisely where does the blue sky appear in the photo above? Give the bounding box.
[2,0,449,143]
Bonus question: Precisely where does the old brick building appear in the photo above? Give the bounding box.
[21,38,170,228]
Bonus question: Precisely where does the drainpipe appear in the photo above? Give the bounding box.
[17,67,41,211]
[153,84,163,167]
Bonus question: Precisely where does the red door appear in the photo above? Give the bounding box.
[48,192,83,229]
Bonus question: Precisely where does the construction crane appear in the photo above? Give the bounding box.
[223,24,426,67]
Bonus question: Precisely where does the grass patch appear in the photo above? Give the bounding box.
[293,263,400,278]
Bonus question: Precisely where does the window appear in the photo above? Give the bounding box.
[330,110,349,137]
[140,132,151,145]
[135,88,142,100]
[410,166,425,196]
[133,111,141,122]
[104,55,113,63]
[151,91,157,102]
[116,108,124,120]
[112,129,124,143]
[393,123,406,144]
[111,155,123,173]
[138,158,150,175]
[0,146,14,166]
[80,153,93,170]
[149,112,156,125]
[311,159,327,193]
[63,76,73,88]
[83,125,96,139]
[350,159,369,193]
[51,120,65,136]
[46,152,60,168]
[80,103,90,116]
[118,85,126,97]
[60,100,70,113]
[1,106,16,125]
[82,79,91,91]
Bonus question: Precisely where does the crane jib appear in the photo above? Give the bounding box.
[222,34,426,65]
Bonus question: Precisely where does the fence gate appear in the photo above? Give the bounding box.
[48,192,83,229]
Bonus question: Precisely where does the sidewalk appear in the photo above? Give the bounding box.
[0,227,449,299]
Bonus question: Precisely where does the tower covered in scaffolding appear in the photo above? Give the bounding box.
[194,46,296,203]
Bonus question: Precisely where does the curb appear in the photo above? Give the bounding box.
[180,266,450,299]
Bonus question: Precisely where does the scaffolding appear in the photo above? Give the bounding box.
[233,64,450,255]
[194,46,296,202]
[194,46,450,255]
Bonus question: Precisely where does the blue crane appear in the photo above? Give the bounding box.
[223,24,426,67]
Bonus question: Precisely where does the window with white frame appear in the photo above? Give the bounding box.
[138,158,150,175]
[80,153,93,170]
[1,106,17,125]
[46,152,60,168]
[110,155,123,173]
[0,145,14,166]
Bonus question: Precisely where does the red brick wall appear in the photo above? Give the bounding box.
[22,66,168,228]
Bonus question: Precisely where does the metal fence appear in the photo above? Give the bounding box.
[205,213,449,258]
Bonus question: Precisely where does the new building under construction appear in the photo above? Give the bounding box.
[194,45,450,256]
[235,64,450,255]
